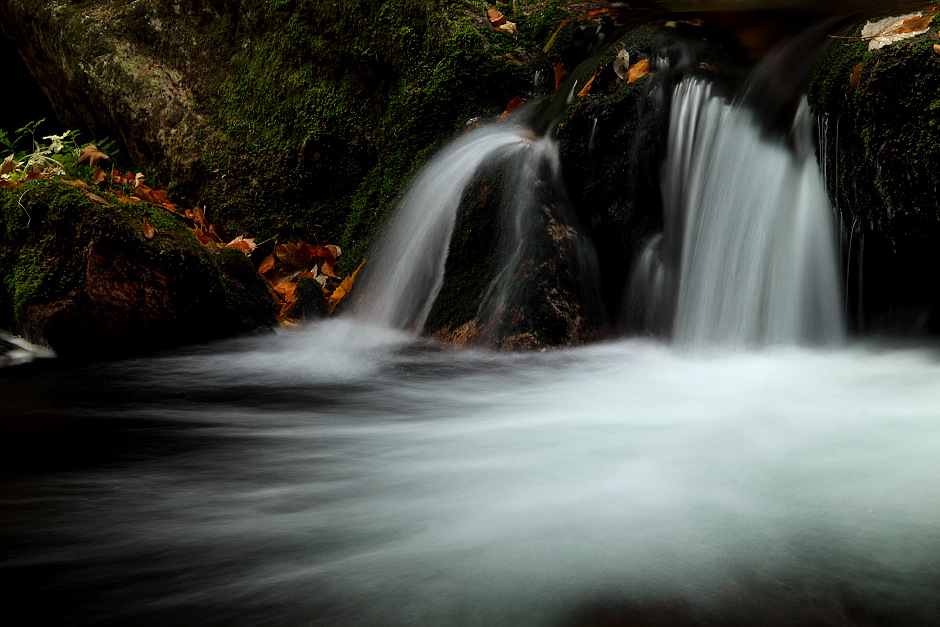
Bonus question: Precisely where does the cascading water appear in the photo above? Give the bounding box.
[353,125,536,332]
[355,120,602,343]
[649,79,844,347]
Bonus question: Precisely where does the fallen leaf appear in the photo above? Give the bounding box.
[934,43,940,55]
[135,185,160,204]
[273,282,298,302]
[192,206,211,230]
[83,191,112,205]
[496,21,517,35]
[861,11,937,50]
[75,144,110,168]
[628,58,651,83]
[326,244,342,259]
[554,61,567,91]
[193,226,216,246]
[850,62,862,89]
[92,168,107,185]
[142,217,155,239]
[487,8,506,27]
[577,73,596,97]
[276,241,315,269]
[320,260,338,279]
[134,172,146,187]
[259,253,276,274]
[225,235,257,254]
[327,259,366,313]
[499,96,525,120]
[613,48,630,80]
[0,154,18,177]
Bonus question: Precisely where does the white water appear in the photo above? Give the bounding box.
[355,125,536,332]
[659,80,844,346]
[4,323,940,625]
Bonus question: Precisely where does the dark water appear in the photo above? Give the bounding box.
[3,321,940,625]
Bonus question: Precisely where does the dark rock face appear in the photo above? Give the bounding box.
[809,17,940,333]
[558,21,747,328]
[1,182,274,359]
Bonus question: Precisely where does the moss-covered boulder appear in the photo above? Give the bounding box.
[0,180,274,358]
[809,13,940,332]
[0,0,569,271]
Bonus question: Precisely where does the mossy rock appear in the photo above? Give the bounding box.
[809,15,940,332]
[0,180,275,359]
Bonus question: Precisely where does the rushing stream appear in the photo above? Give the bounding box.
[3,325,940,625]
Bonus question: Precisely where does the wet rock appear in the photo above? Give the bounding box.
[809,15,940,332]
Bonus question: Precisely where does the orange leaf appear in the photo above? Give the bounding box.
[135,186,159,204]
[194,226,216,246]
[627,58,651,84]
[554,62,567,91]
[142,217,155,239]
[327,259,366,313]
[325,244,342,259]
[75,145,110,169]
[225,235,257,254]
[92,168,107,185]
[577,73,596,97]
[259,253,276,274]
[320,260,338,279]
[272,282,298,303]
[192,206,210,230]
[934,43,940,55]
[850,62,862,90]
[499,96,525,121]
[487,8,506,27]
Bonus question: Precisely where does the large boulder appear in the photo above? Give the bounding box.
[0,181,275,359]
[809,13,940,332]
[0,0,557,268]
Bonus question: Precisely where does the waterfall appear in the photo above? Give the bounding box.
[354,125,535,331]
[653,79,844,347]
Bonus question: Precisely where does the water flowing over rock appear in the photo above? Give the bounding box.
[355,124,605,349]
[652,80,844,346]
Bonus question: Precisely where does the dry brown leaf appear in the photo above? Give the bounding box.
[134,172,146,188]
[225,235,257,254]
[276,241,315,269]
[627,58,651,84]
[577,73,597,97]
[496,22,517,35]
[259,253,276,274]
[861,11,937,50]
[850,62,862,90]
[487,8,506,27]
[92,168,107,185]
[320,260,338,279]
[326,244,342,259]
[554,62,567,91]
[327,259,366,313]
[75,145,110,169]
[83,191,111,205]
[192,206,211,230]
[142,217,155,239]
[934,43,940,54]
